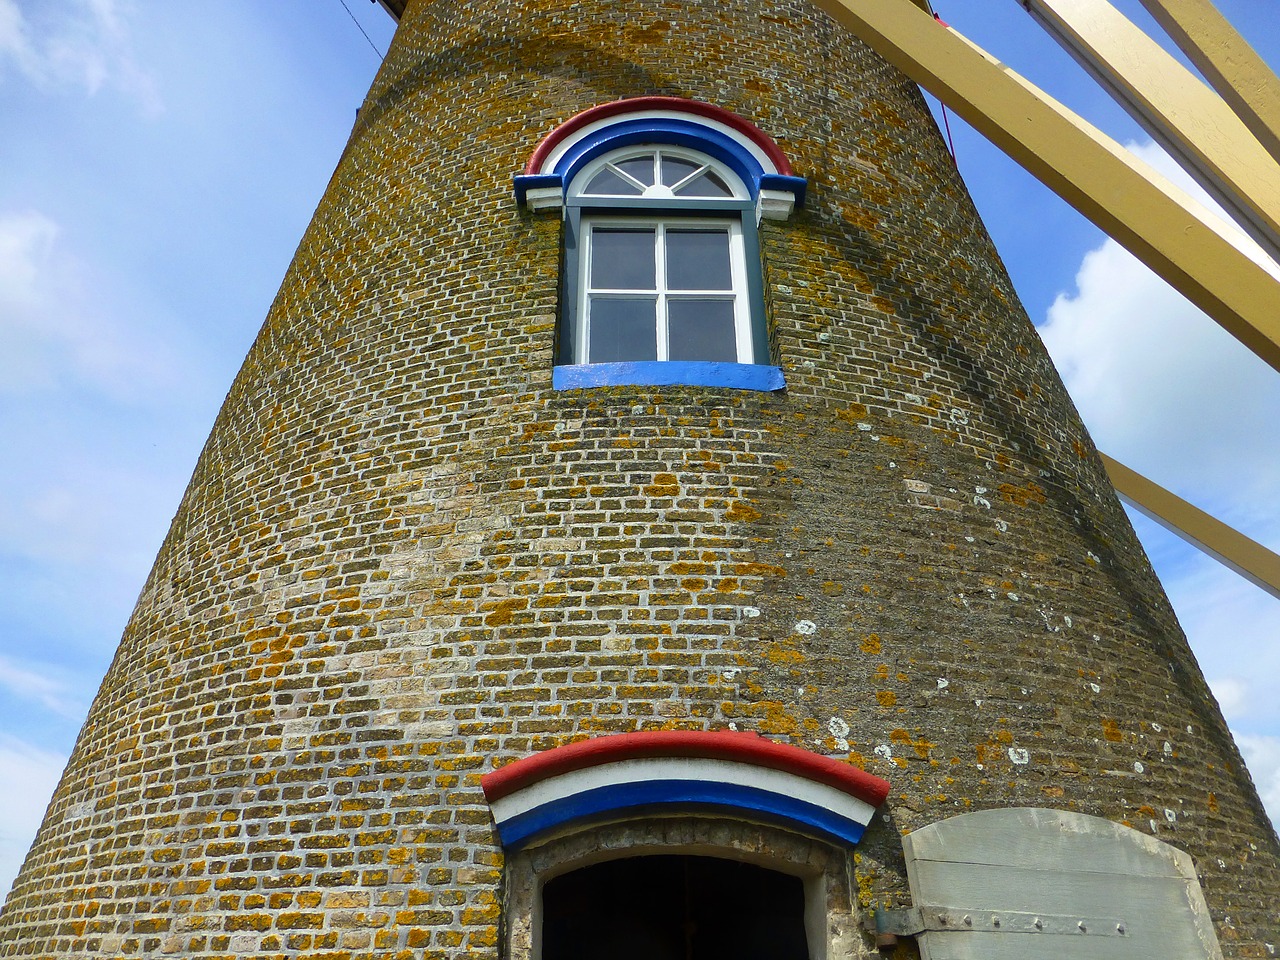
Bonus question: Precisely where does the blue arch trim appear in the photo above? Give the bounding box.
[496,780,870,850]
[515,118,806,208]
[557,119,763,195]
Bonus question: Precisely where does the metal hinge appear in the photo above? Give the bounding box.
[875,907,1130,938]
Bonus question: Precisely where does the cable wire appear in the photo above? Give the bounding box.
[338,0,385,61]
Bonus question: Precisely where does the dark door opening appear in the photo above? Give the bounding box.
[541,854,809,960]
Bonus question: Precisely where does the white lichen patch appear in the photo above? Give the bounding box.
[828,716,850,751]
[794,619,817,635]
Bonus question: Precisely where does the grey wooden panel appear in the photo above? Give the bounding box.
[922,930,1178,960]
[904,807,1190,877]
[909,859,1199,917]
[902,808,1223,960]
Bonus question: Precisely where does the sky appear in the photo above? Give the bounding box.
[0,0,1275,900]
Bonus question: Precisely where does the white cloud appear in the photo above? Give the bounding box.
[0,0,159,113]
[1235,733,1280,831]
[0,0,33,74]
[1038,143,1280,505]
[0,735,65,901]
[1170,547,1280,727]
[1209,677,1250,720]
[0,209,189,400]
[0,207,57,303]
[0,657,85,721]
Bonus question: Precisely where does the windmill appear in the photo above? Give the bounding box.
[0,1,1276,956]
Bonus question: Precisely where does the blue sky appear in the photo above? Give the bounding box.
[0,0,1276,898]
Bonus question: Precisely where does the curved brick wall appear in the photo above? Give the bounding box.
[3,0,1277,955]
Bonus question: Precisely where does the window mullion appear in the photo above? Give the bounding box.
[730,222,750,363]
[580,221,593,363]
[655,222,669,362]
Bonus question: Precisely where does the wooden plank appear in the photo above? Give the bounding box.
[807,0,1280,375]
[904,808,1189,877]
[1136,0,1280,166]
[922,928,1184,960]
[1101,453,1280,600]
[1023,0,1280,263]
[909,860,1202,919]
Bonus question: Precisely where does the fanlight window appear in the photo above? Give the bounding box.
[579,149,740,200]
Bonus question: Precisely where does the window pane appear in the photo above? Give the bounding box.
[666,229,732,290]
[675,171,734,198]
[615,156,656,187]
[584,169,642,196]
[591,229,656,290]
[660,156,702,188]
[668,299,738,362]
[589,298,658,362]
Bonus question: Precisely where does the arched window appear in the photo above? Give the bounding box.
[515,98,806,391]
[566,146,756,366]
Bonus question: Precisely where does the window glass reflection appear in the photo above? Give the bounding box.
[666,230,732,290]
[590,298,659,362]
[615,156,656,187]
[585,169,643,196]
[591,229,656,290]
[675,171,734,198]
[668,300,738,362]
[661,157,702,188]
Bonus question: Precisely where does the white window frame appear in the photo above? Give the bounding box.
[563,146,765,368]
[577,216,753,364]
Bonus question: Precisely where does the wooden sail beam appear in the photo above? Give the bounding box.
[1021,0,1280,264]
[1101,454,1280,600]
[1136,0,1280,168]
[807,0,1280,377]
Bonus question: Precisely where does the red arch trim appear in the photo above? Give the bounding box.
[481,730,890,808]
[524,97,795,177]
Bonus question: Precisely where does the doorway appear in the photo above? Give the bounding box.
[541,854,809,960]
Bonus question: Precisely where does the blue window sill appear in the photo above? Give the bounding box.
[553,361,785,392]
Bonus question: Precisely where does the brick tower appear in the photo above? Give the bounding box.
[2,1,1277,957]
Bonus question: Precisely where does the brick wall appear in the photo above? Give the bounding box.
[2,0,1276,955]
